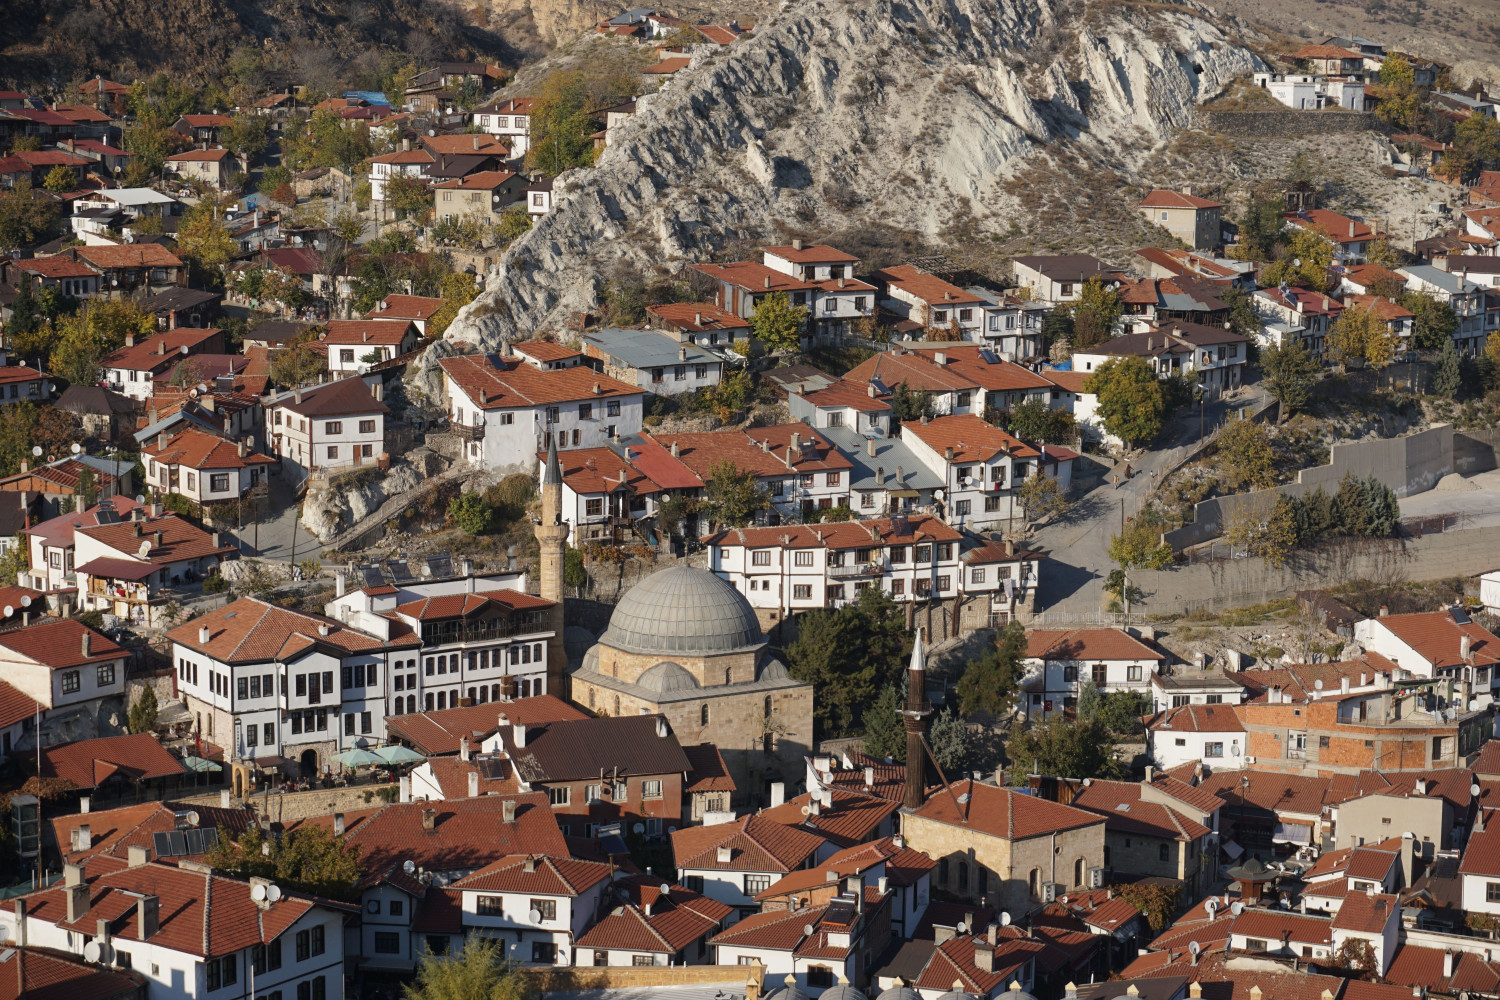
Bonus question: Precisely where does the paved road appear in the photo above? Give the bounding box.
[1031,386,1266,614]
[225,475,327,563]
[1398,469,1500,529]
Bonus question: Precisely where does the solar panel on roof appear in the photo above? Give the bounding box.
[185,827,218,854]
[426,553,454,579]
[166,831,188,856]
[385,560,416,584]
[360,565,387,589]
[978,349,999,364]
[153,831,174,857]
[1453,607,1472,624]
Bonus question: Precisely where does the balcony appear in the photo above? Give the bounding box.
[452,422,486,442]
[828,562,883,579]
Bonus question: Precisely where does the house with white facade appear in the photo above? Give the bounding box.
[900,414,1075,527]
[102,328,228,400]
[1020,628,1169,720]
[671,813,825,923]
[693,242,876,347]
[710,889,894,992]
[1284,209,1388,262]
[845,345,1062,419]
[368,148,434,218]
[267,378,389,479]
[1251,72,1367,110]
[470,97,535,156]
[544,445,663,545]
[1459,814,1500,916]
[576,875,734,966]
[787,380,892,437]
[873,265,989,339]
[74,511,238,627]
[1398,265,1487,353]
[432,854,615,966]
[1354,607,1500,696]
[1010,255,1125,304]
[0,857,352,1000]
[649,424,854,522]
[1144,703,1248,772]
[965,286,1049,359]
[1252,286,1344,357]
[580,328,723,396]
[0,618,127,724]
[366,294,447,335]
[140,426,276,507]
[322,319,420,376]
[19,496,143,592]
[1069,322,1249,398]
[440,353,644,472]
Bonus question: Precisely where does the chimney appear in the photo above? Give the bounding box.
[502,798,517,823]
[1462,634,1473,663]
[81,632,91,658]
[11,901,23,947]
[138,895,159,940]
[1190,986,1203,1000]
[935,352,947,366]
[220,788,232,808]
[770,781,785,807]
[127,845,149,868]
[157,432,166,452]
[66,882,89,923]
[64,863,84,887]
[125,333,135,348]
[468,771,479,798]
[694,311,703,326]
[974,943,996,973]
[80,796,90,814]
[421,808,437,830]
[523,856,537,874]
[763,277,771,289]
[1349,221,1357,238]
[460,736,471,761]
[73,825,91,851]
[793,239,804,250]
[716,845,733,864]
[1445,950,1457,977]
[199,626,210,644]
[513,723,526,748]
[866,437,877,457]
[945,446,955,461]
[864,765,875,787]
[333,813,346,836]
[158,340,166,355]
[670,441,680,458]
[473,134,480,150]
[1380,605,1389,617]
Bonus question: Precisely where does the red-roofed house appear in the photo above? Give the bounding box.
[693,242,875,347]
[102,328,225,399]
[163,147,234,189]
[266,377,390,477]
[577,874,734,966]
[366,294,446,335]
[0,618,126,720]
[442,853,615,965]
[432,169,527,227]
[672,813,826,922]
[470,97,536,156]
[1284,208,1390,259]
[900,413,1074,527]
[1145,704,1247,771]
[1022,628,1167,720]
[75,512,238,626]
[1137,189,1225,250]
[1355,607,1500,685]
[321,320,420,376]
[140,426,275,506]
[786,378,893,437]
[38,732,184,791]
[1070,778,1215,894]
[710,888,894,990]
[901,779,1105,913]
[548,445,665,544]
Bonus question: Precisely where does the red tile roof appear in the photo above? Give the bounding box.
[323,319,416,346]
[703,513,961,551]
[897,345,1058,393]
[1460,813,1500,877]
[901,413,1041,463]
[683,743,737,793]
[1071,779,1210,840]
[0,945,144,1000]
[512,340,582,362]
[392,588,552,622]
[102,328,219,374]
[578,875,732,952]
[16,257,99,279]
[1139,189,1224,210]
[440,353,639,409]
[643,57,692,74]
[1285,209,1388,245]
[342,793,568,873]
[759,789,899,849]
[1144,703,1245,734]
[914,932,1045,994]
[0,618,124,669]
[646,302,750,332]
[691,260,816,294]
[165,148,230,162]
[1196,770,1331,817]
[671,813,825,873]
[167,596,400,664]
[77,513,236,567]
[1331,891,1398,933]
[907,778,1103,840]
[551,446,662,496]
[450,853,612,895]
[794,378,892,412]
[874,264,984,305]
[755,836,933,899]
[383,695,585,756]
[762,244,859,264]
[53,800,252,863]
[143,426,274,472]
[367,294,446,321]
[1371,608,1500,669]
[39,734,185,789]
[1027,627,1165,662]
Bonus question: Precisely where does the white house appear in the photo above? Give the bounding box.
[267,378,389,479]
[1252,286,1344,357]
[1144,703,1247,771]
[671,814,825,923]
[1252,72,1366,110]
[1398,264,1487,352]
[1010,255,1124,304]
[1460,815,1500,916]
[74,512,238,627]
[20,496,143,592]
[544,445,663,545]
[439,353,644,472]
[1020,628,1168,720]
[140,426,276,506]
[0,857,351,1000]
[440,854,614,966]
[900,414,1075,527]
[575,875,733,967]
[0,618,127,719]
[1070,322,1249,399]
[322,319,420,376]
[787,380,892,437]
[470,97,534,156]
[579,328,724,396]
[1354,608,1500,696]
[650,424,855,522]
[710,891,894,993]
[367,148,434,217]
[102,328,228,400]
[693,242,876,347]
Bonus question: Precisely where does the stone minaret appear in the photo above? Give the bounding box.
[537,433,569,698]
[902,627,932,810]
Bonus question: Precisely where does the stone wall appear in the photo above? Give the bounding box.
[1193,109,1383,136]
[175,780,398,822]
[1163,424,1456,550]
[519,964,763,993]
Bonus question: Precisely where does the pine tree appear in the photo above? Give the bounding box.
[863,683,906,764]
[928,709,973,776]
[128,685,159,734]
[1433,339,1462,399]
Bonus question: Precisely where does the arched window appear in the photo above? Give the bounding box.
[725,667,732,685]
[1028,868,1040,899]
[764,696,773,719]
[588,688,596,709]
[938,859,949,885]
[701,704,709,726]
[957,862,969,890]
[613,695,621,716]
[1074,857,1085,887]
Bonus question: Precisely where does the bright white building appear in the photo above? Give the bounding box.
[267,378,389,479]
[1020,627,1168,720]
[1144,703,1248,772]
[899,414,1076,528]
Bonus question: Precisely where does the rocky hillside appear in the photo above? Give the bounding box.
[419,0,1262,390]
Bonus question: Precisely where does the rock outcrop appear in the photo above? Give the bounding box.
[421,0,1261,391]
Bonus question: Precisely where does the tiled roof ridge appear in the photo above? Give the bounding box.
[628,903,675,951]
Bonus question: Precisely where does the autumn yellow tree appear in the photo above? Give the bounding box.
[1261,227,1335,292]
[1327,304,1394,368]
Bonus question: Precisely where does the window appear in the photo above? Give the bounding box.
[358,419,376,434]
[861,493,873,509]
[1063,665,1077,682]
[955,499,971,516]
[1127,665,1142,681]
[97,663,115,687]
[340,349,355,364]
[959,309,973,322]
[586,498,603,517]
[326,421,342,434]
[752,550,771,566]
[807,967,835,988]
[373,932,401,954]
[1091,663,1107,685]
[326,446,338,460]
[1319,735,1330,748]
[476,895,504,915]
[1207,694,1224,704]
[1488,883,1500,903]
[933,310,947,323]
[1243,939,1267,953]
[792,585,811,599]
[61,671,80,695]
[642,779,662,799]
[695,364,708,378]
[674,366,686,381]
[793,551,814,567]
[743,874,771,895]
[1159,843,1170,862]
[1205,742,1224,758]
[548,786,570,806]
[206,957,237,991]
[532,942,557,964]
[253,941,282,974]
[500,412,514,424]
[937,575,951,592]
[578,403,593,420]
[247,725,258,747]
[891,579,905,596]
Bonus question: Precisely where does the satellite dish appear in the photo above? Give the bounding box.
[1189,941,1202,957]
[1205,898,1219,915]
[403,859,417,875]
[632,822,645,834]
[134,495,145,504]
[30,446,41,457]
[800,805,812,816]
[1000,911,1011,927]
[1314,679,1324,690]
[1474,783,1483,798]
[267,884,282,902]
[528,909,543,925]
[957,918,969,933]
[84,942,101,963]
[803,924,815,936]
[186,811,200,826]
[934,489,945,500]
[2,607,12,618]
[20,596,30,608]
[71,443,81,454]
[251,883,268,901]
[1230,901,1245,916]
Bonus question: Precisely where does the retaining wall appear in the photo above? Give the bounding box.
[1193,110,1383,136]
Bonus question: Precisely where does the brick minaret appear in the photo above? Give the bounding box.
[537,433,569,698]
[902,627,931,810]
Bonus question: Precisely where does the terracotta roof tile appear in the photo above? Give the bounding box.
[1145,703,1244,734]
[672,813,825,873]
[683,743,736,794]
[323,319,416,346]
[102,328,219,374]
[1331,891,1398,933]
[1071,779,1210,841]
[1139,189,1224,210]
[901,413,1040,463]
[1027,627,1165,662]
[907,778,1103,840]
[1372,608,1500,669]
[440,354,639,409]
[703,513,961,551]
[759,789,899,849]
[342,793,568,873]
[76,513,236,566]
[366,294,446,321]
[383,695,585,756]
[166,596,399,664]
[450,854,612,895]
[0,619,123,670]
[874,264,984,305]
[143,426,274,472]
[52,801,253,863]
[39,734,184,789]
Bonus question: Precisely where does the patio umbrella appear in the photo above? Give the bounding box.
[373,745,426,766]
[333,748,384,768]
[181,756,222,773]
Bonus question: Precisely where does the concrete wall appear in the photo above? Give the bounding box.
[1165,424,1456,550]
[1194,110,1383,136]
[1455,427,1500,475]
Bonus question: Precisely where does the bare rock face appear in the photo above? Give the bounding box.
[423,0,1261,386]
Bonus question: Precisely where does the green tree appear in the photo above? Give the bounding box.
[1215,419,1277,490]
[1006,399,1075,445]
[76,465,98,508]
[1227,194,1287,262]
[1433,338,1462,398]
[652,492,696,541]
[956,620,1027,717]
[928,708,972,775]
[1017,471,1070,522]
[176,203,239,285]
[889,380,934,423]
[268,343,326,388]
[1006,716,1124,781]
[1083,356,1165,447]
[1041,307,1074,356]
[700,460,770,528]
[0,404,38,477]
[1327,303,1394,368]
[788,587,911,738]
[1097,690,1150,735]
[0,181,60,251]
[1108,502,1173,573]
[1261,340,1321,419]
[0,542,28,587]
[1261,226,1335,291]
[128,686,160,734]
[207,825,362,900]
[223,113,270,163]
[1111,882,1182,931]
[331,208,365,246]
[563,546,588,593]
[42,165,75,193]
[1219,285,1261,343]
[403,933,531,1000]
[1076,679,1102,722]
[525,70,599,175]
[5,276,41,346]
[749,292,806,354]
[51,300,154,385]
[448,492,494,535]
[1068,276,1121,349]
[386,174,431,221]
[1402,291,1457,351]
[496,207,531,242]
[862,683,906,763]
